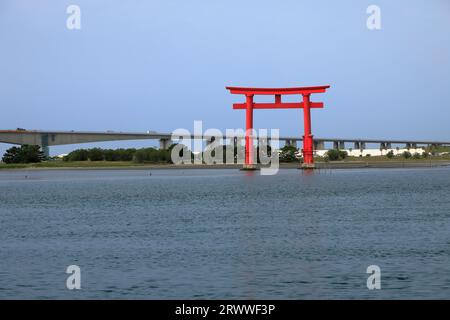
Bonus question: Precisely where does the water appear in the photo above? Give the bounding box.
[1,167,450,299]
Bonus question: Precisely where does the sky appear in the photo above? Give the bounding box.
[1,0,449,155]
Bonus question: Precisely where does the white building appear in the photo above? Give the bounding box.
[314,148,426,157]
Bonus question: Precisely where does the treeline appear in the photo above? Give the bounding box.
[64,145,274,164]
[2,145,46,164]
[386,150,428,159]
[63,147,171,163]
[325,149,348,161]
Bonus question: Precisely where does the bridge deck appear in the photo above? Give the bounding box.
[0,130,449,147]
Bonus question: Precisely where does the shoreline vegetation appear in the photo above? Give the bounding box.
[1,145,450,170]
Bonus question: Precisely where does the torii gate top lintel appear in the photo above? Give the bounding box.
[225,85,330,95]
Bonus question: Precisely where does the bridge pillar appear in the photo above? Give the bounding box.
[40,133,49,158]
[159,138,172,150]
[40,145,49,158]
[285,139,291,147]
[314,140,325,150]
[285,139,297,148]
[235,136,245,164]
[291,140,297,148]
[333,141,345,149]
[430,143,441,149]
[354,142,360,150]
[258,136,271,161]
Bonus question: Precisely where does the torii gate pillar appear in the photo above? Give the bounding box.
[226,85,330,169]
[302,93,314,167]
[245,94,254,166]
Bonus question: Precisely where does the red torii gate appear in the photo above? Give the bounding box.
[226,85,330,169]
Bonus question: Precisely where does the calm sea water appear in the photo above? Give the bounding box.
[1,167,450,299]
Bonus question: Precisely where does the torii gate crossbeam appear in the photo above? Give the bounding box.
[226,85,330,169]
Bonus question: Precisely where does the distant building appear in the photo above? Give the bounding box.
[314,148,426,157]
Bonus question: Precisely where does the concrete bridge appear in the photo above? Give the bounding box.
[1,129,449,157]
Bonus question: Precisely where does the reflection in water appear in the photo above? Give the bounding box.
[301,169,314,176]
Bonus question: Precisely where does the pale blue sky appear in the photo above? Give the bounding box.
[1,0,449,155]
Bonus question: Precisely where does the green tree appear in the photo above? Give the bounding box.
[279,145,298,162]
[103,149,118,161]
[87,148,105,161]
[325,149,349,161]
[325,149,340,161]
[64,149,88,161]
[412,152,421,159]
[2,146,21,163]
[133,149,147,163]
[119,148,136,161]
[338,150,348,160]
[402,151,412,159]
[386,150,395,159]
[133,147,171,163]
[2,145,46,164]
